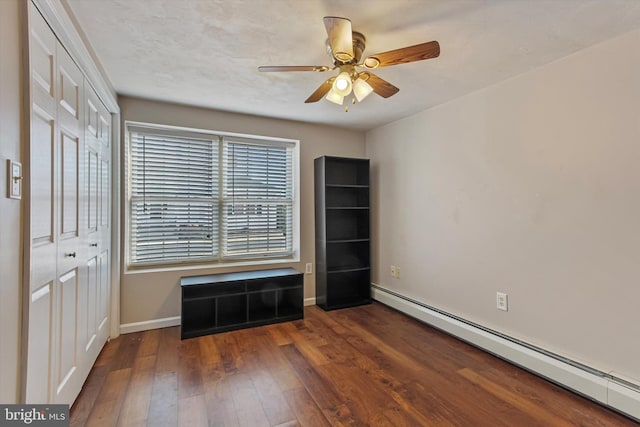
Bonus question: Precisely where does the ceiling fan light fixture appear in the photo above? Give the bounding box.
[353,77,374,102]
[333,71,353,96]
[325,88,344,105]
[259,17,440,107]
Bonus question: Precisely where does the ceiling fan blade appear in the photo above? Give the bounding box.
[363,73,399,98]
[258,65,329,72]
[305,78,335,103]
[363,41,440,69]
[324,16,354,62]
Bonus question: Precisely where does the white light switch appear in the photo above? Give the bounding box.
[7,160,22,200]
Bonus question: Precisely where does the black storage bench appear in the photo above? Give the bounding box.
[180,268,304,339]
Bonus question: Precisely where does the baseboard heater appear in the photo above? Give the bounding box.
[371,284,640,421]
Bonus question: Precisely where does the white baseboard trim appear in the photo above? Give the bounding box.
[304,297,316,306]
[371,284,640,421]
[120,316,181,334]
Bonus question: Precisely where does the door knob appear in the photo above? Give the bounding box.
[65,252,76,258]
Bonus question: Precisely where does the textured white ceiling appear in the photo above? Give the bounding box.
[66,0,640,131]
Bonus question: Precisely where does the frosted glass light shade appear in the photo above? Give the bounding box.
[333,72,352,96]
[325,88,344,105]
[353,77,374,102]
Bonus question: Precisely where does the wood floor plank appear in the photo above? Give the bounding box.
[478,365,635,426]
[72,303,638,427]
[314,361,396,425]
[253,332,303,392]
[155,327,179,375]
[213,332,243,374]
[249,368,296,426]
[458,367,578,427]
[116,355,156,427]
[136,328,160,358]
[178,337,204,398]
[229,372,271,427]
[93,337,120,367]
[306,306,349,335]
[203,373,240,427]
[113,333,143,371]
[85,368,132,427]
[70,364,110,427]
[279,343,343,410]
[198,333,222,366]
[282,388,330,427]
[178,394,208,427]
[146,372,178,427]
[280,322,330,366]
[266,323,293,346]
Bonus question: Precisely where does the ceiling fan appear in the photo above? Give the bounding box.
[258,16,440,108]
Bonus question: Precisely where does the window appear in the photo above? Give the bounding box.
[127,123,298,268]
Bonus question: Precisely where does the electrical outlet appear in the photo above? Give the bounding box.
[395,266,401,279]
[496,292,508,311]
[305,263,313,274]
[390,265,396,278]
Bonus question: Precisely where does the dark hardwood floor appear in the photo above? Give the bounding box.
[70,303,637,426]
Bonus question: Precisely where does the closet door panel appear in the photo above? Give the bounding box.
[98,250,110,333]
[100,158,109,229]
[85,256,98,351]
[60,131,79,237]
[30,110,55,247]
[54,268,79,403]
[87,148,98,239]
[25,284,53,403]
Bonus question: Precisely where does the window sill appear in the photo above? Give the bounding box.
[124,255,301,275]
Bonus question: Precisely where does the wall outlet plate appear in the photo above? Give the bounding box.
[497,292,508,311]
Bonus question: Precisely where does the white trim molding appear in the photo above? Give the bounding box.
[120,316,181,335]
[371,283,640,421]
[304,297,316,306]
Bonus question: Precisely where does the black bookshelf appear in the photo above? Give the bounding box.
[180,268,303,339]
[315,156,371,310]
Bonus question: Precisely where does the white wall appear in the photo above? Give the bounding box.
[119,96,365,325]
[367,28,640,382]
[0,0,23,403]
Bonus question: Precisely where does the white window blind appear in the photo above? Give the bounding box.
[130,132,218,264]
[128,126,295,267]
[222,139,293,258]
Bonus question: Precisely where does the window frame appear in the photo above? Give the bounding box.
[124,121,300,273]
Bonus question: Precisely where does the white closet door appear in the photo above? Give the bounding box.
[84,84,111,374]
[26,2,111,405]
[53,41,86,405]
